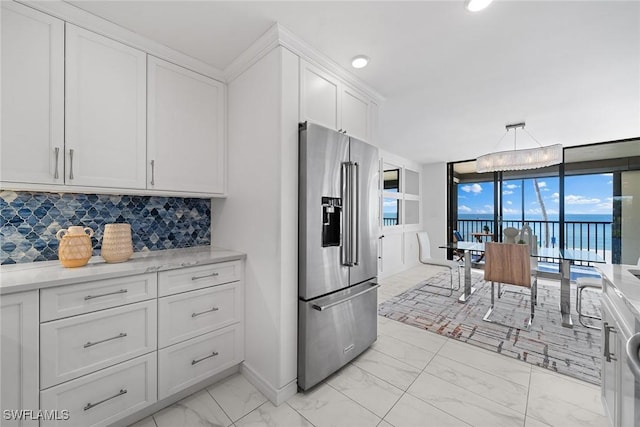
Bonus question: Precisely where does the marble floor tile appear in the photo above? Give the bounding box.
[436,338,532,387]
[207,373,268,422]
[377,318,448,353]
[407,371,525,427]
[527,368,608,426]
[424,355,529,414]
[129,416,157,427]
[287,382,381,427]
[351,348,422,390]
[326,364,403,418]
[384,393,471,427]
[235,401,313,427]
[371,334,436,370]
[153,389,232,427]
[524,416,552,427]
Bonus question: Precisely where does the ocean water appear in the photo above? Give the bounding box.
[457,213,613,251]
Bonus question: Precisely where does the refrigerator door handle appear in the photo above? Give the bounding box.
[312,283,379,311]
[352,162,360,266]
[341,161,351,266]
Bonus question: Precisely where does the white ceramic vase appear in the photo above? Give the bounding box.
[101,223,133,263]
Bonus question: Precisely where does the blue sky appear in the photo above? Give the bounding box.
[458,173,613,218]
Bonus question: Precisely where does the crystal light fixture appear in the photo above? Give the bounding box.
[476,123,563,173]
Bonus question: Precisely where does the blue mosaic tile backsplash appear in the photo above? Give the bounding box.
[0,191,211,265]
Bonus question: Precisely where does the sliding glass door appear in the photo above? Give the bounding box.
[448,137,640,265]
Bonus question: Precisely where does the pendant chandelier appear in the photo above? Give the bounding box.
[476,122,563,173]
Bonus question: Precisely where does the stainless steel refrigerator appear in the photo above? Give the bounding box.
[298,122,379,390]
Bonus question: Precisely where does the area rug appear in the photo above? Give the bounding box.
[378,271,602,385]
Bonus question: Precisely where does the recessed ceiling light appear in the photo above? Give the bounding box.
[465,0,493,12]
[351,55,369,69]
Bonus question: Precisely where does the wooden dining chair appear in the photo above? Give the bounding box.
[483,242,538,329]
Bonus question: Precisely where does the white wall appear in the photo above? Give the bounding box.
[421,161,448,260]
[211,46,299,405]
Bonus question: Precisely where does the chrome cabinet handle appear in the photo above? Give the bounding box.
[84,332,127,348]
[313,283,379,311]
[84,389,127,411]
[54,147,60,179]
[150,160,155,185]
[192,272,219,281]
[69,149,74,180]
[84,289,128,301]
[192,351,218,365]
[192,307,219,317]
[604,322,617,362]
[626,333,640,380]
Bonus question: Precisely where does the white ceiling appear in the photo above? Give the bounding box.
[66,0,640,164]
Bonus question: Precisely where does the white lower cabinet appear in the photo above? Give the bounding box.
[158,323,244,399]
[1,291,39,427]
[40,353,157,427]
[4,257,245,427]
[158,281,243,348]
[40,300,157,389]
[602,276,640,426]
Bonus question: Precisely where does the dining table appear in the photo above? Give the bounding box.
[439,242,606,328]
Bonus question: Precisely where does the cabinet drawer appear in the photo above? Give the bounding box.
[158,281,243,348]
[40,273,157,321]
[40,353,156,427]
[158,324,243,399]
[158,261,241,296]
[40,300,157,389]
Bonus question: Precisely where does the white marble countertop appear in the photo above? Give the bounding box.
[598,263,640,319]
[0,246,246,295]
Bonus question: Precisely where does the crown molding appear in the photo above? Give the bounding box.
[224,23,385,104]
[16,0,225,81]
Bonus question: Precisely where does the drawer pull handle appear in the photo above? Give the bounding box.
[192,307,219,317]
[192,351,219,365]
[84,389,127,411]
[192,272,219,281]
[84,332,127,348]
[84,289,128,300]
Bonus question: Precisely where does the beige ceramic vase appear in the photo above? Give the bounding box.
[56,226,94,268]
[101,223,133,263]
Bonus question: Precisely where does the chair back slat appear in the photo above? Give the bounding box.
[484,242,531,288]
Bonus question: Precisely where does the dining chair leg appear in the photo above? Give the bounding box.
[483,282,496,322]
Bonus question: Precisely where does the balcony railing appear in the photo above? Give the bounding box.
[456,219,612,264]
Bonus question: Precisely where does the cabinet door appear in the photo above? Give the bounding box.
[602,302,619,425]
[1,2,64,185]
[341,84,370,142]
[65,24,147,189]
[148,56,226,194]
[300,60,340,131]
[1,291,39,427]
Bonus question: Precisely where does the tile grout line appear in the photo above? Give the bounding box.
[204,385,235,426]
[284,399,320,427]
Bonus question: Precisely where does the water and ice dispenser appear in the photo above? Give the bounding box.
[321,197,341,247]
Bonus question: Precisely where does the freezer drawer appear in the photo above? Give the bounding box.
[298,281,378,390]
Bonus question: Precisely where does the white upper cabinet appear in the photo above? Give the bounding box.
[341,84,370,143]
[1,2,64,185]
[147,56,226,195]
[65,24,147,189]
[300,60,340,131]
[299,59,372,142]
